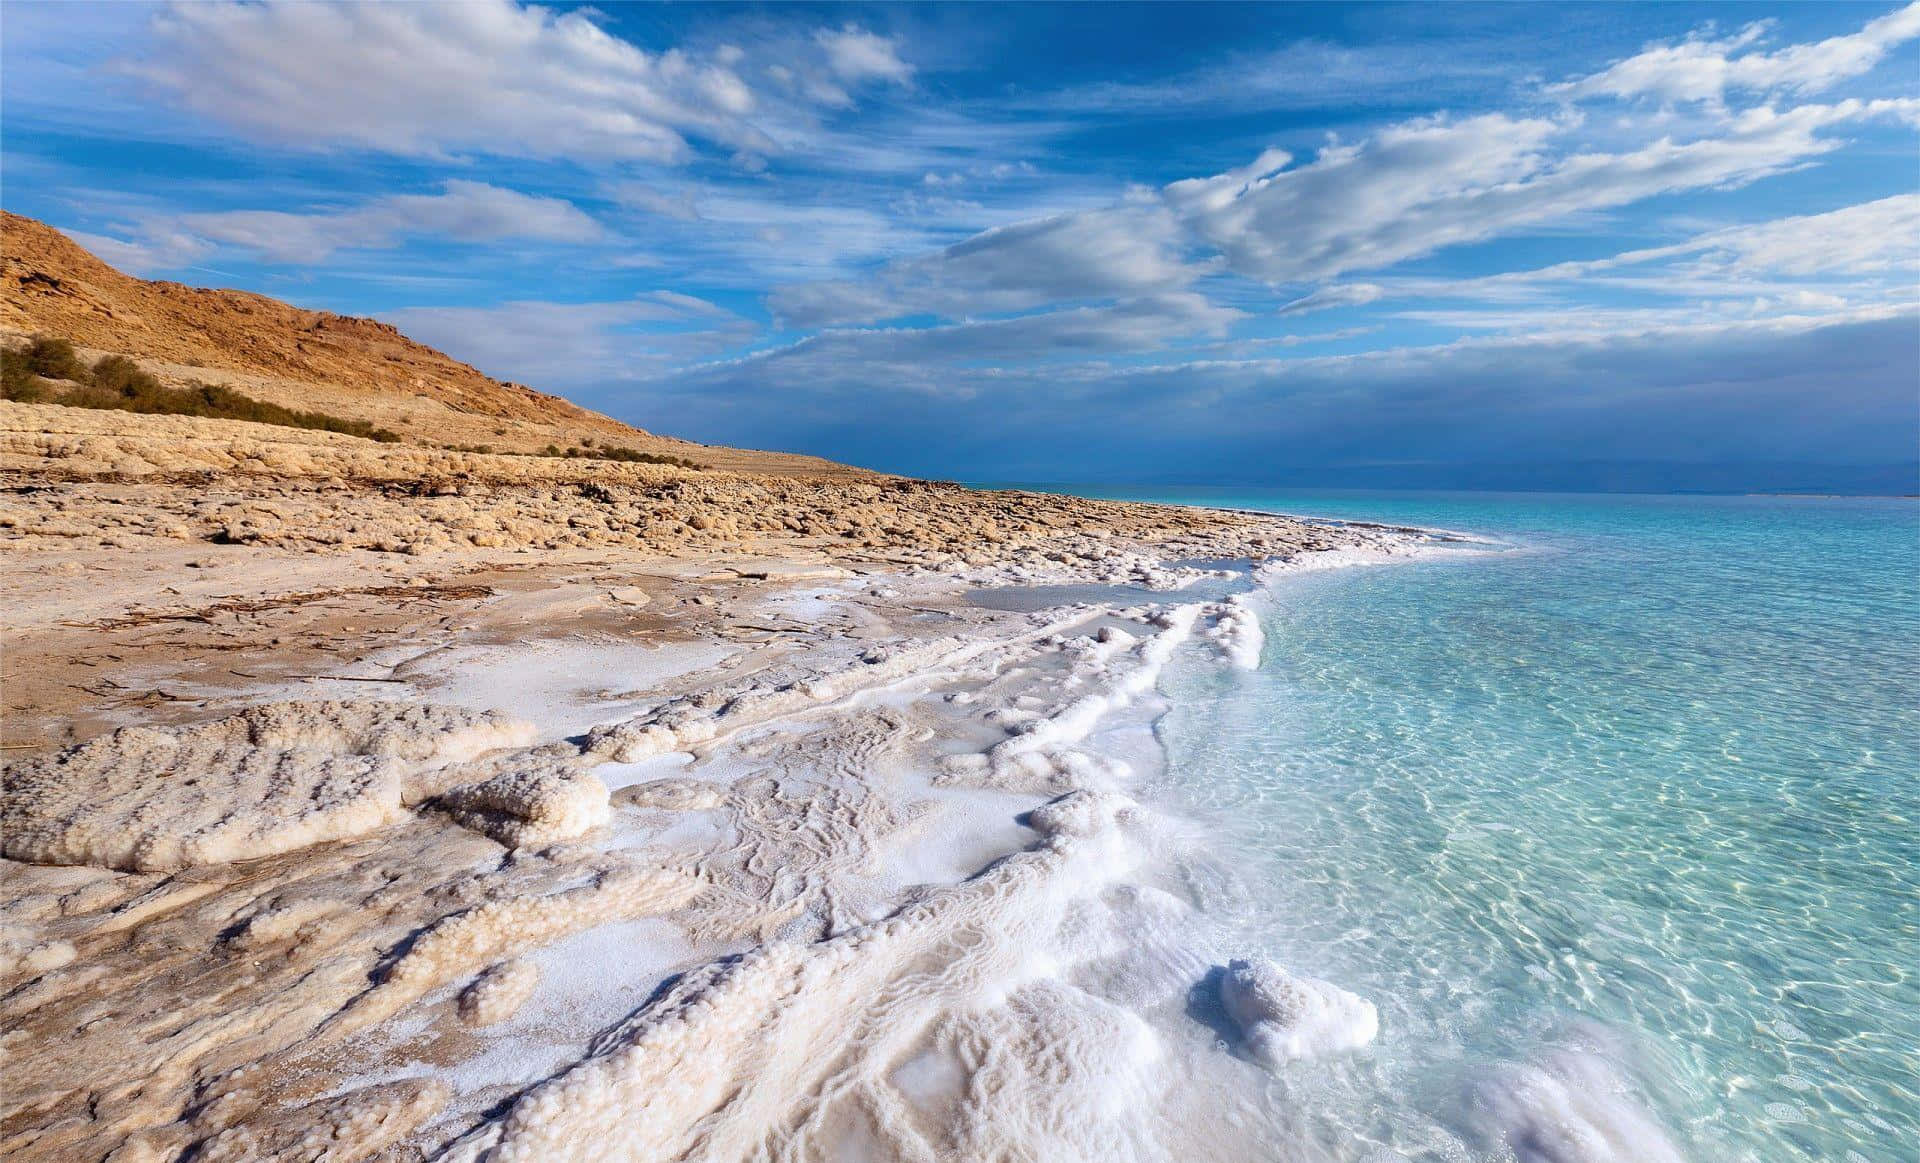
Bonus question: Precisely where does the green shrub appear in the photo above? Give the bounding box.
[6,339,401,443]
[592,444,700,467]
[23,335,86,381]
[87,354,163,396]
[530,440,699,468]
[2,349,54,402]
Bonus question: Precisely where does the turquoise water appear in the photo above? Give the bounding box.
[1100,491,1918,1161]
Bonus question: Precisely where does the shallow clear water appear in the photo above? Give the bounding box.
[1092,490,1918,1161]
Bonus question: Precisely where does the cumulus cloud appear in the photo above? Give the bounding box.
[815,26,913,86]
[88,181,604,265]
[124,1,911,162]
[1550,2,1920,106]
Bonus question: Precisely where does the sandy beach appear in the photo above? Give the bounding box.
[0,390,1443,1160]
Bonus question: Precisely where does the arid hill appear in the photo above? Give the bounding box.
[0,212,862,477]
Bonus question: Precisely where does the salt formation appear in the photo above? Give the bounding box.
[439,760,612,847]
[613,777,729,811]
[1219,957,1379,1065]
[585,633,984,763]
[941,605,1201,791]
[1458,1039,1686,1163]
[1206,595,1265,670]
[1,700,535,870]
[191,1078,450,1163]
[460,960,541,1026]
[336,864,700,1040]
[440,791,1152,1163]
[0,926,75,980]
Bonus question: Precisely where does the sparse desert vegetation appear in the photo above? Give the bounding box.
[3,336,401,442]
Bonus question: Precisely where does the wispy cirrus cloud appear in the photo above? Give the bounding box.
[1548,1,1920,106]
[1161,99,1918,285]
[122,0,911,163]
[385,292,753,386]
[74,180,601,269]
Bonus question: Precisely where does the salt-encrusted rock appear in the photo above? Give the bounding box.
[439,763,611,847]
[613,778,730,812]
[459,959,540,1027]
[1219,957,1379,1066]
[0,925,76,981]
[1206,595,1265,670]
[1,700,535,871]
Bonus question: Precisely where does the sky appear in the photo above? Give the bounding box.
[4,1,1917,491]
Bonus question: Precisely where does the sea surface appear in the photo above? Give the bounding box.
[1046,489,1919,1162]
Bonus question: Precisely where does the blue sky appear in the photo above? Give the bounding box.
[5,1,1917,490]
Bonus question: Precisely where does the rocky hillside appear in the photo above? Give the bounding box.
[0,212,861,478]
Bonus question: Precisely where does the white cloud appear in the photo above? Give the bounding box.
[1550,3,1920,106]
[190,181,601,263]
[613,184,702,222]
[680,291,1244,400]
[77,181,601,267]
[123,0,911,163]
[815,26,913,86]
[1620,194,1920,277]
[62,226,214,276]
[1164,99,1918,283]
[386,292,751,385]
[1364,195,1920,313]
[771,204,1201,326]
[608,185,939,284]
[1276,284,1385,316]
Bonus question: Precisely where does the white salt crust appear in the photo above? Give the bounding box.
[1219,957,1379,1066]
[1205,595,1265,670]
[1,700,537,871]
[460,960,542,1027]
[3,529,1485,1161]
[438,762,612,848]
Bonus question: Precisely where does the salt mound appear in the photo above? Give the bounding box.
[1219,957,1378,1066]
[1,700,536,871]
[1457,1037,1685,1163]
[459,959,541,1027]
[1206,596,1264,670]
[439,762,611,847]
